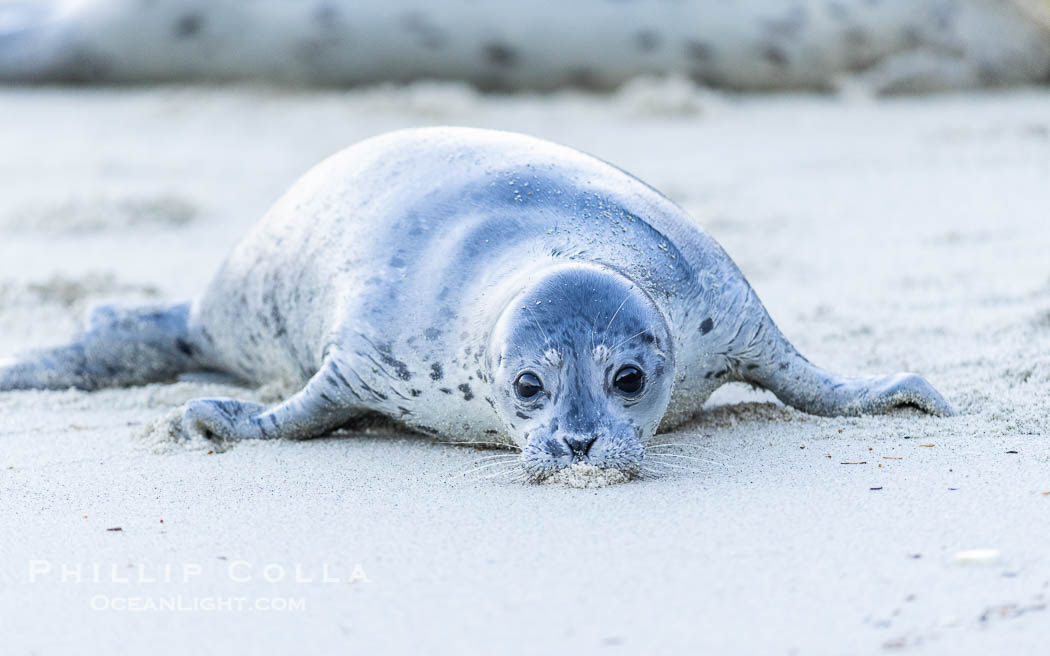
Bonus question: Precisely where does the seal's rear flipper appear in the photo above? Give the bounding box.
[181,356,365,441]
[0,303,197,391]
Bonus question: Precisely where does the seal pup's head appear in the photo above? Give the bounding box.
[488,262,675,481]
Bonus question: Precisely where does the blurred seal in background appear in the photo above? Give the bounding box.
[1,0,1048,93]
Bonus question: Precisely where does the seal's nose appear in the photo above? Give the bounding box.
[563,435,597,458]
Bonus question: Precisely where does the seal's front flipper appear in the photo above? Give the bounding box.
[0,303,197,391]
[182,357,364,441]
[726,307,955,417]
[844,371,954,416]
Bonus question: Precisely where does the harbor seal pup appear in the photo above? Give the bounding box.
[0,127,953,479]
[1,0,1048,93]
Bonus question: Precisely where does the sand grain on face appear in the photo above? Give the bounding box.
[542,463,631,488]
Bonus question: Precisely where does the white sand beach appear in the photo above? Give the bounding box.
[1,82,1048,654]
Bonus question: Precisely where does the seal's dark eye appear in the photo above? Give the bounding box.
[613,366,645,396]
[514,372,543,400]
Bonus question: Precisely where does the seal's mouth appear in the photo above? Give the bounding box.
[521,431,645,484]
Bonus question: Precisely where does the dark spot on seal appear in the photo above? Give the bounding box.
[515,411,530,420]
[417,425,440,435]
[458,383,474,401]
[199,327,215,345]
[932,3,957,30]
[685,40,714,61]
[901,26,923,49]
[746,363,760,370]
[634,29,661,53]
[439,387,452,395]
[173,13,204,39]
[409,388,422,397]
[397,406,412,417]
[482,42,518,67]
[329,362,352,389]
[313,3,341,28]
[430,363,443,380]
[387,357,411,380]
[843,27,869,49]
[424,327,441,341]
[57,46,113,83]
[714,369,728,379]
[761,45,790,68]
[369,342,411,381]
[566,68,602,89]
[389,255,406,268]
[359,382,388,401]
[780,362,790,370]
[175,339,194,357]
[977,66,1002,86]
[700,318,714,335]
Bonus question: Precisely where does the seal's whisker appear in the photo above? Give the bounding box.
[638,466,668,479]
[608,329,649,353]
[476,466,526,482]
[450,459,523,480]
[600,290,634,347]
[449,441,522,452]
[644,443,731,458]
[464,466,521,483]
[470,452,521,461]
[647,452,727,469]
[643,460,704,475]
[589,310,603,352]
[468,455,521,468]
[525,305,552,347]
[642,440,730,457]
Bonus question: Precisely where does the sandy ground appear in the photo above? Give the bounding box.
[0,81,1049,655]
